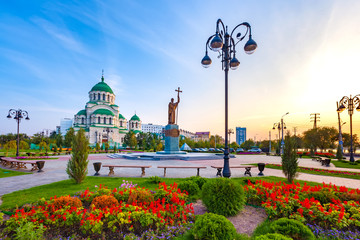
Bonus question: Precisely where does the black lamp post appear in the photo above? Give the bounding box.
[337,95,360,162]
[7,109,30,157]
[202,19,257,178]
[273,112,288,155]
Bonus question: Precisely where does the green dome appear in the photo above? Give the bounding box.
[92,109,115,116]
[119,113,125,119]
[76,110,86,116]
[90,77,114,94]
[130,114,140,121]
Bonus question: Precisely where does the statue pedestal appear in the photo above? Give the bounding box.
[157,124,186,154]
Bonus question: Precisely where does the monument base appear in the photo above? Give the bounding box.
[156,124,187,155]
[157,150,187,155]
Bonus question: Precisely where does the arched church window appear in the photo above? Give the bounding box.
[98,93,100,100]
[81,118,84,124]
[104,117,106,124]
[107,95,110,101]
[132,122,134,128]
[120,121,123,127]
[136,122,138,128]
[103,94,105,100]
[109,118,112,125]
[98,117,100,123]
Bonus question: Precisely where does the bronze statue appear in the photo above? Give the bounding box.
[168,87,182,124]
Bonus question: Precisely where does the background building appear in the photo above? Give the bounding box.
[194,132,210,142]
[60,118,73,136]
[73,74,141,147]
[236,127,246,146]
[142,123,164,134]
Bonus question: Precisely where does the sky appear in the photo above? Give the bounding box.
[1,0,360,141]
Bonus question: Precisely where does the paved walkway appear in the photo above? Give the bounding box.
[1,154,359,198]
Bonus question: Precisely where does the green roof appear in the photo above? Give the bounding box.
[130,114,140,121]
[119,113,125,119]
[76,109,86,116]
[90,77,114,94]
[111,104,119,107]
[92,109,115,116]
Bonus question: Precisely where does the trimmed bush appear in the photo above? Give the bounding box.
[91,195,119,209]
[269,218,315,240]
[127,188,154,204]
[188,176,208,189]
[201,178,245,216]
[191,213,237,240]
[254,233,292,240]
[178,180,200,196]
[52,195,82,209]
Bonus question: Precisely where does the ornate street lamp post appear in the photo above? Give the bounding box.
[202,19,257,177]
[273,112,288,155]
[337,95,360,162]
[7,109,30,157]
[273,122,281,154]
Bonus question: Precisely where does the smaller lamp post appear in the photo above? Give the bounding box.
[7,109,30,157]
[273,112,288,155]
[337,94,360,162]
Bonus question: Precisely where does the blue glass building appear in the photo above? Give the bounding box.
[236,127,246,146]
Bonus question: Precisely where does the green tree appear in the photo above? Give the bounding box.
[52,143,58,152]
[64,127,75,148]
[282,133,298,183]
[124,131,138,149]
[66,128,89,184]
[38,141,47,152]
[104,142,109,152]
[19,140,29,150]
[241,139,255,150]
[95,142,100,151]
[56,134,63,148]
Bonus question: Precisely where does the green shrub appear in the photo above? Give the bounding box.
[201,178,245,216]
[266,218,315,240]
[178,180,200,196]
[66,128,89,184]
[306,189,339,204]
[254,233,292,240]
[188,176,208,189]
[14,222,45,240]
[148,176,162,184]
[191,213,237,240]
[281,133,298,183]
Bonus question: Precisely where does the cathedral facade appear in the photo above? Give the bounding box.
[73,74,141,146]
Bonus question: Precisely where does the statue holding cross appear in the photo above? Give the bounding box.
[168,87,182,125]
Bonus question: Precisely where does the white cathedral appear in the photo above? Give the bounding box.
[73,74,141,147]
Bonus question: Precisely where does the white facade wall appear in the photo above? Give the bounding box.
[142,123,164,134]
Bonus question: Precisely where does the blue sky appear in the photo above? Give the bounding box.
[1,0,360,140]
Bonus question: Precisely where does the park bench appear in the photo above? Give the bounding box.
[157,166,207,177]
[312,157,331,167]
[102,165,152,177]
[211,165,253,177]
[0,157,39,171]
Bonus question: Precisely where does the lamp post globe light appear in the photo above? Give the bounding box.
[202,19,257,178]
[7,109,30,157]
[337,95,360,162]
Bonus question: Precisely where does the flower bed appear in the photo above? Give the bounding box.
[266,163,360,178]
[297,151,335,158]
[1,181,194,239]
[245,180,360,231]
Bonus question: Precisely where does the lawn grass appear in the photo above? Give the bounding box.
[260,163,360,180]
[0,176,321,211]
[332,160,360,169]
[0,168,31,178]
